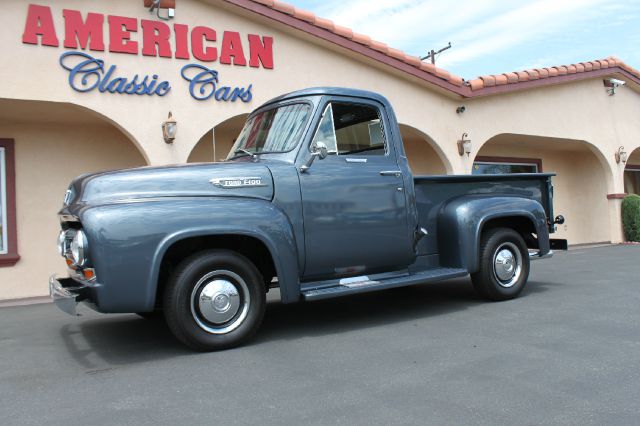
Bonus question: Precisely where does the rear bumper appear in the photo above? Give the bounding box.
[48,275,91,316]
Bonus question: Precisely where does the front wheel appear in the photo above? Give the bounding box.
[471,228,530,301]
[163,250,266,351]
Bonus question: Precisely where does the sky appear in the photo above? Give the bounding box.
[285,0,640,79]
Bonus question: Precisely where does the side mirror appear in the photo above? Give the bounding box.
[300,141,329,173]
[314,141,329,159]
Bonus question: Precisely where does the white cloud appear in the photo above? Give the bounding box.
[306,0,634,75]
[436,0,610,69]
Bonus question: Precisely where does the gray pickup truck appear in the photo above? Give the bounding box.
[50,87,566,351]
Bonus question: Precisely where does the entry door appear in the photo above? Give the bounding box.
[299,100,413,280]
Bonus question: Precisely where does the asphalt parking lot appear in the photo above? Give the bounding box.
[1,245,639,425]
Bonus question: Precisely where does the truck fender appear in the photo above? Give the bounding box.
[437,195,550,273]
[80,198,300,313]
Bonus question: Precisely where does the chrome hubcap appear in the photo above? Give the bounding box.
[190,270,250,334]
[493,242,522,288]
[198,280,240,324]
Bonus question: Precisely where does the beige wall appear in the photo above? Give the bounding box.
[187,129,214,163]
[0,120,146,299]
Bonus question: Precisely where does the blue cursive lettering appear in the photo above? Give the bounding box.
[59,51,171,97]
[181,64,253,103]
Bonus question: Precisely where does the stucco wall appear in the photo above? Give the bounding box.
[0,0,639,299]
[0,122,146,299]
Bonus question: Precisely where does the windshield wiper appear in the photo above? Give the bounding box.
[229,149,284,161]
[234,148,254,157]
[230,148,258,161]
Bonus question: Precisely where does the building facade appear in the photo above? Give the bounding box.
[1,0,640,301]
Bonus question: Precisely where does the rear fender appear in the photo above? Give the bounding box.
[437,196,549,273]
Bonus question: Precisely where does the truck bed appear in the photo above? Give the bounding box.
[413,173,555,255]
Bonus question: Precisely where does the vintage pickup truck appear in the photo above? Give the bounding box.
[50,87,566,350]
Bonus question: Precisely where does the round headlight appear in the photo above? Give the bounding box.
[70,230,88,267]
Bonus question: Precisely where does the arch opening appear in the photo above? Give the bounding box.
[398,124,451,175]
[188,114,249,163]
[0,97,149,299]
[624,147,640,195]
[474,133,613,245]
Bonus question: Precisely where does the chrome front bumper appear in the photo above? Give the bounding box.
[49,275,85,316]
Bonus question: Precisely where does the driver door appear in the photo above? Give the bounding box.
[298,99,413,280]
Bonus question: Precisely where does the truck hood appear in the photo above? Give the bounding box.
[68,162,274,205]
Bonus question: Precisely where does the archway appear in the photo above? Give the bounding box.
[188,114,248,163]
[474,133,612,245]
[624,148,640,194]
[0,98,149,299]
[398,124,450,175]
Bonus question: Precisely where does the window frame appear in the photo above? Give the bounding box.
[310,100,389,157]
[0,139,19,267]
[473,156,543,174]
[624,164,640,194]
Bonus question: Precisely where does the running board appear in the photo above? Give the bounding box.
[301,267,468,301]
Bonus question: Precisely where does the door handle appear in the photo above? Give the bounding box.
[380,170,402,177]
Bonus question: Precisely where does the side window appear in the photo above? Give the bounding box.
[0,139,18,266]
[311,102,386,156]
[312,104,338,154]
[0,146,6,254]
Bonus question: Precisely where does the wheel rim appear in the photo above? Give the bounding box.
[190,270,250,334]
[492,242,522,288]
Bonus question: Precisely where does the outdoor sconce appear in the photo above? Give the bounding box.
[457,132,472,156]
[615,146,628,164]
[162,112,177,144]
[145,0,175,20]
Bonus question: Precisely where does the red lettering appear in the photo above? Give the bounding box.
[174,24,190,59]
[191,26,217,62]
[63,10,104,51]
[108,15,138,54]
[248,35,273,69]
[22,4,59,47]
[141,20,172,58]
[220,31,246,66]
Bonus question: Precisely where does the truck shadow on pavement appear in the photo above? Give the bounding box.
[59,277,556,366]
[255,277,555,344]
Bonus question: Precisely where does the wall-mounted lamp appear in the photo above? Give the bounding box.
[604,78,625,96]
[457,132,471,156]
[615,146,628,164]
[162,112,177,144]
[144,0,175,20]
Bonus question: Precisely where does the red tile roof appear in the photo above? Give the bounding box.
[224,0,640,97]
[467,56,639,91]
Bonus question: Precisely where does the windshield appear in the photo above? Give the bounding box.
[227,103,311,159]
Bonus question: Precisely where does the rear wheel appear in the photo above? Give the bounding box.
[471,228,530,301]
[163,250,266,351]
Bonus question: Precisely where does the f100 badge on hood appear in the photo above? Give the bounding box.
[209,177,267,188]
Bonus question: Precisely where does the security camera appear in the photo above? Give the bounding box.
[606,78,626,87]
[456,106,466,114]
[604,78,626,95]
